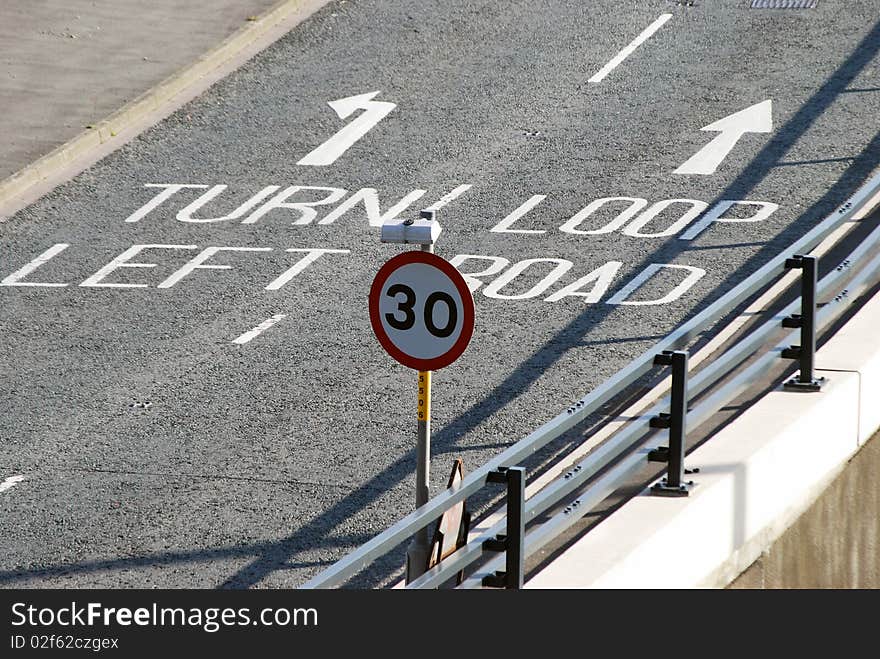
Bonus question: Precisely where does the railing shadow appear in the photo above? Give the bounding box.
[4,17,879,590]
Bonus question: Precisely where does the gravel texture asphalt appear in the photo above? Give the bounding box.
[1,0,879,588]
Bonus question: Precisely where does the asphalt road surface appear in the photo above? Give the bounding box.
[2,0,879,588]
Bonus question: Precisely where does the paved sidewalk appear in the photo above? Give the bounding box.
[0,0,284,181]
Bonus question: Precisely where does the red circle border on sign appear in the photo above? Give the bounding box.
[369,250,475,371]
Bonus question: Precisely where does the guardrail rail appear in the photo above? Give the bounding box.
[301,169,880,589]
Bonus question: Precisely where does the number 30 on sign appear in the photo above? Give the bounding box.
[369,251,475,371]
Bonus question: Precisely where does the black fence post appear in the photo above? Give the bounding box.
[481,466,525,589]
[648,350,694,497]
[782,255,826,391]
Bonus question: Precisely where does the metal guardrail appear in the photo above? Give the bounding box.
[301,169,880,589]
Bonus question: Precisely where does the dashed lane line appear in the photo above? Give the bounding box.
[589,13,673,84]
[232,314,287,344]
[0,475,26,494]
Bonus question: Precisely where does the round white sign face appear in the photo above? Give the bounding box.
[369,251,475,371]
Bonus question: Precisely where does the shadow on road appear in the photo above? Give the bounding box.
[4,16,879,590]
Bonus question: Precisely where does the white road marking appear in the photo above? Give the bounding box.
[124,184,209,223]
[0,243,69,287]
[674,99,773,175]
[589,13,673,83]
[0,475,26,494]
[233,314,287,344]
[606,263,706,306]
[297,91,396,166]
[264,248,350,291]
[490,195,548,234]
[156,246,272,288]
[80,244,198,288]
[422,184,473,212]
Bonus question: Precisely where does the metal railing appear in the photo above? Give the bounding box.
[301,169,880,589]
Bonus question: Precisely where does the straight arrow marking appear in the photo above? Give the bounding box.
[674,100,773,176]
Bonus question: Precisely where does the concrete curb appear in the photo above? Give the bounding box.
[526,284,880,589]
[0,0,329,219]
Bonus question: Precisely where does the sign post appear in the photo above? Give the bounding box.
[370,209,475,584]
[412,236,434,584]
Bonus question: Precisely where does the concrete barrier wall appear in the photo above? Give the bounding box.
[526,288,880,589]
[729,427,879,588]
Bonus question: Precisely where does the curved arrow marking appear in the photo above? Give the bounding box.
[297,91,397,166]
[674,100,773,176]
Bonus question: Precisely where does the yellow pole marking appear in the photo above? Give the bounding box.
[418,371,431,422]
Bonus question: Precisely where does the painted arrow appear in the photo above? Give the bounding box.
[297,91,396,167]
[674,99,773,176]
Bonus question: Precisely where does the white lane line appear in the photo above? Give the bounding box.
[232,314,287,344]
[0,475,26,494]
[589,13,673,83]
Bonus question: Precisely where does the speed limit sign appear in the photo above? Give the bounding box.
[369,251,475,371]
